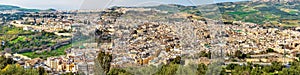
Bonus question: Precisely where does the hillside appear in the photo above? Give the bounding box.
[144,1,300,26]
[0,5,20,10]
[252,0,300,2]
[215,1,300,26]
[0,5,55,12]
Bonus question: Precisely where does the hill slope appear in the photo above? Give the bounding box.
[145,1,300,26]
[0,5,55,12]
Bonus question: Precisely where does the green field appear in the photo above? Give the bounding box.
[21,43,72,59]
[10,36,26,44]
[227,11,258,17]
[0,26,32,35]
[0,25,72,53]
[20,36,91,59]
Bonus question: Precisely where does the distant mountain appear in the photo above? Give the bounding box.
[0,5,20,10]
[252,0,300,2]
[213,1,300,26]
[138,1,300,26]
[0,5,56,12]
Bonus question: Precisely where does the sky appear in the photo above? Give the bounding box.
[0,0,248,10]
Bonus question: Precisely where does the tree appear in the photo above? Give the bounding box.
[94,51,112,75]
[37,66,47,75]
[226,64,237,70]
[234,50,248,59]
[154,56,182,75]
[0,56,16,69]
[107,68,133,75]
[198,51,211,58]
[234,50,243,58]
[250,67,263,75]
[62,72,79,75]
[271,62,283,72]
[278,68,289,75]
[266,48,275,53]
[0,64,39,75]
[262,66,272,73]
[154,63,179,75]
[197,63,207,75]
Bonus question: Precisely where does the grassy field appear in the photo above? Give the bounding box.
[227,11,258,18]
[10,36,26,44]
[0,26,32,35]
[21,37,91,59]
[21,43,72,59]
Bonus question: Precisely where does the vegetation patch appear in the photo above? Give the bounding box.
[21,43,72,59]
[10,36,26,44]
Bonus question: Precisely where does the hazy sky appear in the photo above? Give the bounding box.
[0,0,248,10]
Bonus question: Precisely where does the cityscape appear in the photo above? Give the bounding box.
[0,0,300,75]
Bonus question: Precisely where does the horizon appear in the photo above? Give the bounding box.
[0,0,249,10]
